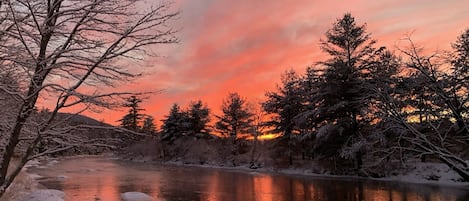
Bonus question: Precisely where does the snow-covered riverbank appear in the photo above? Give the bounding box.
[0,159,67,201]
[127,156,469,189]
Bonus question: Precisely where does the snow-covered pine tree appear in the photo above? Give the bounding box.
[313,13,379,170]
[295,66,324,160]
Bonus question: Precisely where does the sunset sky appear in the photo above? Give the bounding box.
[91,0,469,125]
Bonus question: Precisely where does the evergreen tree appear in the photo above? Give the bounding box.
[215,93,254,143]
[313,13,379,169]
[451,28,469,87]
[161,103,187,142]
[119,114,135,130]
[186,100,211,136]
[142,115,157,135]
[295,66,324,160]
[119,96,145,131]
[449,28,469,137]
[296,66,324,130]
[263,70,303,165]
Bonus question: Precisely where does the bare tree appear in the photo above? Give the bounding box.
[371,37,469,181]
[399,39,469,140]
[0,0,178,196]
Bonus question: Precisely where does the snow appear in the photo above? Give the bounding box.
[269,161,469,188]
[46,159,59,166]
[383,162,468,186]
[18,190,65,201]
[23,159,41,168]
[121,192,154,201]
[162,158,469,188]
[27,173,42,180]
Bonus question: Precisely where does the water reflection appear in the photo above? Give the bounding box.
[29,157,469,201]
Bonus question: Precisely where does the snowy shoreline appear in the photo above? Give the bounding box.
[120,156,469,190]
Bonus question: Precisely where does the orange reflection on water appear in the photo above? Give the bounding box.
[59,163,121,200]
[360,186,462,201]
[186,168,467,201]
[53,158,163,201]
[203,171,222,201]
[253,174,274,201]
[202,171,284,201]
[361,188,401,201]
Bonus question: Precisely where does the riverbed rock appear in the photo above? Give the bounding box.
[20,189,65,201]
[121,192,154,201]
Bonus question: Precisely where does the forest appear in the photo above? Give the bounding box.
[116,14,469,181]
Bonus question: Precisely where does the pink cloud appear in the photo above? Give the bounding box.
[73,0,469,125]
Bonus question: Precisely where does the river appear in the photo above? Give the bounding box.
[27,156,469,201]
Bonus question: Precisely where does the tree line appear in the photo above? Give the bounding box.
[121,13,469,180]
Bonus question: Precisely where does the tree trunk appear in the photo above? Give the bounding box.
[351,111,362,170]
[250,131,259,168]
[0,3,61,192]
[356,151,363,170]
[0,96,39,192]
[286,128,293,166]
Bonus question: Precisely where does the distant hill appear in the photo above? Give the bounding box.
[38,112,124,156]
[54,112,111,127]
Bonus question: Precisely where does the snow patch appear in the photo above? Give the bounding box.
[27,173,42,180]
[46,160,59,166]
[386,162,467,186]
[23,159,41,168]
[20,189,65,201]
[121,192,154,201]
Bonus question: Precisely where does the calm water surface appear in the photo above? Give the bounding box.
[28,156,469,201]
